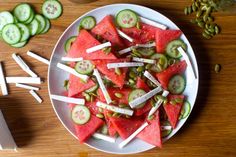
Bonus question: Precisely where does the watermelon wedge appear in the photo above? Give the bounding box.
[92,59,129,88]
[156,60,187,89]
[91,15,124,47]
[163,95,184,128]
[103,110,117,136]
[135,100,152,116]
[137,110,162,147]
[155,29,182,53]
[109,116,144,139]
[67,29,117,60]
[68,74,95,97]
[136,77,150,92]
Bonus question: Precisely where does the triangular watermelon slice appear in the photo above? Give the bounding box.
[67,29,117,60]
[109,116,144,139]
[92,59,129,88]
[136,77,150,92]
[91,15,124,47]
[68,74,95,97]
[156,60,187,89]
[97,87,131,105]
[155,29,182,53]
[137,110,162,148]
[103,110,117,136]
[163,95,184,128]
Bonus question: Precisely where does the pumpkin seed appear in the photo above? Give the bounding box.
[128,78,135,85]
[206,7,212,15]
[82,92,91,101]
[112,112,120,117]
[98,107,103,113]
[192,3,197,12]
[107,112,112,117]
[209,27,215,33]
[148,115,155,120]
[207,16,214,22]
[205,23,210,29]
[136,21,141,29]
[214,64,221,73]
[129,71,136,78]
[114,92,123,98]
[215,25,220,34]
[187,6,193,14]
[190,19,197,24]
[202,32,212,39]
[203,14,208,22]
[119,104,127,108]
[184,7,188,15]
[145,64,152,70]
[126,115,131,118]
[96,113,104,119]
[115,67,121,75]
[170,100,177,105]
[137,66,144,72]
[175,98,184,103]
[196,10,202,18]
[198,21,205,28]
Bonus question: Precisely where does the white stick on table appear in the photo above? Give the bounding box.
[0,62,8,96]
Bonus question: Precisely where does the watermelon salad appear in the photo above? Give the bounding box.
[56,9,195,148]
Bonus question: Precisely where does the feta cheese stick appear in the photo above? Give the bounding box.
[61,57,83,62]
[27,51,50,65]
[86,42,111,53]
[29,90,43,103]
[0,62,8,96]
[92,133,116,143]
[118,46,135,55]
[107,62,144,69]
[116,29,133,42]
[15,83,40,91]
[136,42,156,48]
[96,101,133,116]
[6,77,41,84]
[161,125,172,130]
[119,122,149,148]
[12,53,38,77]
[57,63,89,82]
[148,90,169,117]
[129,86,162,109]
[140,17,168,30]
[144,71,161,87]
[177,47,197,79]
[93,69,112,104]
[51,94,85,105]
[132,57,156,64]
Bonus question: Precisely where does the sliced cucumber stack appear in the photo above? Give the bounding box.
[75,60,94,75]
[1,24,21,45]
[40,18,51,34]
[13,3,32,23]
[71,105,91,125]
[116,9,138,28]
[16,23,30,42]
[28,18,39,36]
[168,75,186,94]
[42,0,62,19]
[35,14,46,34]
[0,11,14,31]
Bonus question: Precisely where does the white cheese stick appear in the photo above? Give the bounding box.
[51,94,85,105]
[148,90,169,117]
[96,101,133,116]
[0,62,8,96]
[129,86,162,109]
[61,57,83,62]
[57,63,89,82]
[140,17,168,30]
[86,42,111,53]
[6,77,41,84]
[135,42,156,48]
[161,125,172,131]
[119,122,149,148]
[27,51,50,65]
[177,47,197,79]
[93,69,112,104]
[116,29,133,42]
[132,57,156,64]
[92,133,116,143]
[12,53,38,77]
[144,71,161,87]
[107,62,144,69]
[15,83,40,91]
[118,46,134,55]
[29,90,43,103]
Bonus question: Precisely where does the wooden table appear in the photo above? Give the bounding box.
[0,0,236,156]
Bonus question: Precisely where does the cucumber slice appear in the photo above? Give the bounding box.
[11,40,27,48]
[14,16,18,23]
[28,18,39,36]
[71,105,90,125]
[166,39,187,59]
[150,54,168,72]
[0,11,14,31]
[168,75,186,94]
[179,101,191,119]
[116,9,138,28]
[23,10,35,24]
[35,14,46,34]
[40,18,51,34]
[64,36,76,53]
[16,23,30,42]
[85,84,98,93]
[161,129,172,138]
[75,60,94,75]
[80,16,96,30]
[137,48,155,57]
[128,89,146,109]
[2,24,21,44]
[13,3,32,22]
[42,0,62,19]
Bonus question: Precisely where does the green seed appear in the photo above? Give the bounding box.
[196,10,202,18]
[202,32,212,39]
[148,115,155,120]
[128,78,135,85]
[187,6,192,14]
[184,7,188,15]
[196,18,202,23]
[168,58,176,66]
[118,104,127,108]
[207,16,214,22]
[198,21,205,28]
[163,98,168,105]
[112,112,120,117]
[129,71,136,78]
[102,47,111,55]
[114,92,123,98]
[115,67,121,75]
[170,100,177,105]
[157,63,163,71]
[98,107,103,113]
[137,66,144,72]
[206,7,212,15]
[132,49,141,57]
[107,112,112,117]
[195,1,200,8]
[158,57,165,65]
[209,27,215,33]
[145,64,152,70]
[175,98,184,103]
[136,22,141,29]
[203,14,208,22]
[111,100,118,105]
[210,23,216,29]
[215,25,220,34]
[192,3,197,12]
[205,23,210,29]
[96,113,104,119]
[83,92,91,101]
[204,29,211,35]
[214,64,221,73]
[125,115,131,118]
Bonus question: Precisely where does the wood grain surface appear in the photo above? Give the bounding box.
[0,0,236,157]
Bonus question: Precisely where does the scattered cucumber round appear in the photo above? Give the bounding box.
[168,75,186,94]
[71,105,91,125]
[64,36,77,53]
[0,1,62,48]
[116,9,138,28]
[75,60,94,75]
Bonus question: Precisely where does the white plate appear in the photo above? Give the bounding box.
[48,4,199,154]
